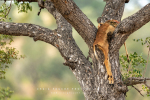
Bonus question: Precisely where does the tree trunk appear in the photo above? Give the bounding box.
[71,47,127,100]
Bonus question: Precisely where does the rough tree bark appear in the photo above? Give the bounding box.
[0,0,150,100]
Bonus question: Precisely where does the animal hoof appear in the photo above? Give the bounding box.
[108,75,114,84]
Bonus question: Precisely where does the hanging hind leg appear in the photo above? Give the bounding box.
[99,44,114,84]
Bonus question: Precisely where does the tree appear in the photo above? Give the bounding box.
[0,0,150,100]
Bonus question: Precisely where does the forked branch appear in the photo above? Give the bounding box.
[111,3,150,53]
[39,0,92,70]
[50,0,97,47]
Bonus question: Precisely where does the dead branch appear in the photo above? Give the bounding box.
[145,83,150,89]
[132,85,144,97]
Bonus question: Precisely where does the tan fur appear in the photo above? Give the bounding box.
[124,42,129,62]
[93,20,119,84]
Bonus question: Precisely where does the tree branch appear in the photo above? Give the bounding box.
[0,21,56,44]
[39,0,92,70]
[110,3,150,53]
[145,83,150,89]
[42,2,98,98]
[50,0,97,47]
[98,0,125,23]
[132,85,144,97]
[124,77,150,86]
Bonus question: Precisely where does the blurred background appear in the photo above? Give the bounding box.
[0,0,150,99]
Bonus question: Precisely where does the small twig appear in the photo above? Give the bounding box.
[38,0,44,16]
[143,44,150,77]
[0,0,12,21]
[132,85,144,97]
[125,0,130,3]
[0,0,12,20]
[128,59,132,73]
[144,78,150,89]
[145,83,150,89]
[124,42,130,63]
[5,0,12,18]
[38,7,44,16]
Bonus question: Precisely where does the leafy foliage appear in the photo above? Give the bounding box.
[0,87,13,100]
[0,34,25,99]
[14,1,32,13]
[120,38,150,97]
[133,37,150,46]
[0,2,12,21]
[142,85,150,96]
[0,34,25,78]
[120,52,146,79]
